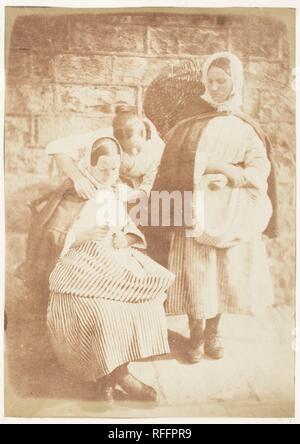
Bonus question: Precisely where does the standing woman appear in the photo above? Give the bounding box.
[46,105,165,199]
[153,52,276,363]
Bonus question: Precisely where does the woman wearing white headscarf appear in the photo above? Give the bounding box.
[46,137,175,403]
[153,52,275,363]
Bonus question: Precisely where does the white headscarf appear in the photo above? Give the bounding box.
[201,51,244,113]
[79,136,123,187]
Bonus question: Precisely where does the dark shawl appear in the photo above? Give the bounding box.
[17,179,85,292]
[147,111,278,265]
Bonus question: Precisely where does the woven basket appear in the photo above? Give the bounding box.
[143,59,213,138]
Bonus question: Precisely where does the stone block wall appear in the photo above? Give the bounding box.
[5,10,296,305]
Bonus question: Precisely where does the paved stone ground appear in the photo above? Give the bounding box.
[5,301,295,419]
[4,175,296,419]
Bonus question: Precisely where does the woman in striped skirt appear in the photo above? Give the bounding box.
[47,136,174,403]
[154,52,275,363]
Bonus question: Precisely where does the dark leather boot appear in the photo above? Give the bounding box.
[204,314,224,360]
[114,365,158,402]
[187,317,205,363]
[99,375,115,405]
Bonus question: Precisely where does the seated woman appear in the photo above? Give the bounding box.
[47,136,175,403]
[18,106,164,299]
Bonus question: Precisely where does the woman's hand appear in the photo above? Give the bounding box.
[113,232,129,249]
[54,154,97,199]
[225,165,247,188]
[206,174,228,190]
[127,189,148,204]
[204,160,247,188]
[73,174,97,200]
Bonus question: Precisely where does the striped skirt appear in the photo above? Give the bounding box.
[49,241,174,302]
[166,231,274,319]
[47,241,174,381]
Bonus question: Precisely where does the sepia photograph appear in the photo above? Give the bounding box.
[2,3,297,420]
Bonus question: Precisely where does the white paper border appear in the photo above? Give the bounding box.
[0,0,299,425]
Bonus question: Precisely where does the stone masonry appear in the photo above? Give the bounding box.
[5,11,296,306]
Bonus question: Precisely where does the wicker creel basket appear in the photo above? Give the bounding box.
[143,58,213,138]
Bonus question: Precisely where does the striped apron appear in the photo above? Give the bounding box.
[47,241,175,381]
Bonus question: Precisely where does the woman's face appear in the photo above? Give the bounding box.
[90,154,121,186]
[115,117,146,156]
[206,65,233,104]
